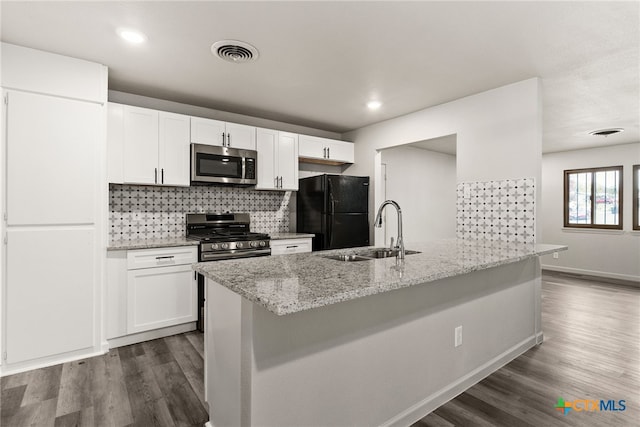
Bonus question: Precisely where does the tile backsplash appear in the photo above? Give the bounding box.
[109,184,291,242]
[456,178,536,244]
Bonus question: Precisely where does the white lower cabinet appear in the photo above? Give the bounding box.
[270,238,312,255]
[107,246,198,341]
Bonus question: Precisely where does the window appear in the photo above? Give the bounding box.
[564,166,623,229]
[634,165,640,231]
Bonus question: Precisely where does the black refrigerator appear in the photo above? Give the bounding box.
[297,174,370,251]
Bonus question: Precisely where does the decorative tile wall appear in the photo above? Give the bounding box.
[109,184,291,242]
[456,178,535,244]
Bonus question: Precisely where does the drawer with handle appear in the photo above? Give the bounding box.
[270,238,312,256]
[127,246,198,270]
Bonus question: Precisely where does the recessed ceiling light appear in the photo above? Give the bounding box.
[117,28,147,44]
[367,100,382,110]
[588,128,624,137]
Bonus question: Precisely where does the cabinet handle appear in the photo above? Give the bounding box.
[278,176,282,188]
[286,245,299,249]
[222,132,226,147]
[161,168,164,184]
[274,177,278,189]
[154,168,158,184]
[227,133,231,147]
[327,147,330,158]
[155,256,175,260]
[323,147,327,158]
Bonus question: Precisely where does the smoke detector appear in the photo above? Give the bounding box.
[211,40,259,63]
[588,128,624,137]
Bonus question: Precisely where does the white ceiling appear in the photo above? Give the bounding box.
[1,1,638,153]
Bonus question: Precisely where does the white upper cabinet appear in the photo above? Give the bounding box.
[256,128,298,191]
[159,112,191,186]
[190,117,256,150]
[298,135,354,165]
[123,105,159,185]
[108,103,190,186]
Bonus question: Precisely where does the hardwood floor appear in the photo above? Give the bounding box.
[1,271,638,426]
[1,332,207,427]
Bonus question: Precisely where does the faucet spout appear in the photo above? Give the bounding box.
[374,200,405,260]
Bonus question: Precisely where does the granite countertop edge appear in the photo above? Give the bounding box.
[108,238,199,251]
[193,241,568,316]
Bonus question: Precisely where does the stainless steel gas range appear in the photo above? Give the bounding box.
[186,212,271,330]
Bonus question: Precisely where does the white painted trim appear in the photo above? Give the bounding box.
[561,227,625,235]
[0,347,107,377]
[383,335,537,427]
[107,322,196,349]
[542,264,640,284]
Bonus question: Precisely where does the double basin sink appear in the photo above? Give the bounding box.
[322,248,420,262]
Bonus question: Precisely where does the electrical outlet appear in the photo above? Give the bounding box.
[455,326,463,347]
[133,212,143,222]
[463,186,471,199]
[553,252,559,259]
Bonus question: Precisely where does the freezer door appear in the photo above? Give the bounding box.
[326,213,370,249]
[326,175,369,214]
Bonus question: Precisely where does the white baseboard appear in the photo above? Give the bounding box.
[107,322,197,349]
[383,335,537,427]
[542,265,640,285]
[0,346,107,377]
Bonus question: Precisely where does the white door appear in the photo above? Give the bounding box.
[326,140,354,163]
[256,128,277,190]
[278,132,299,190]
[298,134,326,159]
[225,122,256,150]
[123,105,159,184]
[190,117,225,146]
[6,91,99,225]
[159,112,190,186]
[127,265,197,334]
[5,229,94,364]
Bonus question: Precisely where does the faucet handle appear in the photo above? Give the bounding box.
[389,237,395,249]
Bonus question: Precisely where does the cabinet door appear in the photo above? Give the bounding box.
[123,105,159,184]
[270,238,312,255]
[159,112,190,186]
[326,140,354,163]
[256,128,277,190]
[107,103,124,184]
[226,122,256,150]
[6,229,94,364]
[190,117,225,146]
[127,265,197,334]
[298,134,326,159]
[278,132,299,190]
[6,91,100,225]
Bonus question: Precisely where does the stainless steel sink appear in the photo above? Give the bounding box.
[322,254,374,262]
[322,248,421,262]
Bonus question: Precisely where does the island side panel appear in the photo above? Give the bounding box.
[241,258,539,427]
[206,280,244,427]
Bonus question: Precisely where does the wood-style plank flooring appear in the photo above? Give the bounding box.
[1,271,638,426]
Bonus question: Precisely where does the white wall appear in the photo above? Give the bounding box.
[540,143,640,282]
[380,145,456,245]
[343,78,542,246]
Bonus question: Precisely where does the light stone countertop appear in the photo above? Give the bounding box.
[193,239,568,316]
[108,237,199,251]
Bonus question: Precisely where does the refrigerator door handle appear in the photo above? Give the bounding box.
[328,178,335,215]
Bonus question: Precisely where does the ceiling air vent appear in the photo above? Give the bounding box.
[211,40,259,63]
[588,128,624,137]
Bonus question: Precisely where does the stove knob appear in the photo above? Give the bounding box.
[211,243,219,250]
[236,242,244,249]
[259,241,266,247]
[250,241,259,248]
[221,243,229,249]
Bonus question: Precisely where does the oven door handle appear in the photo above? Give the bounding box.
[200,248,271,261]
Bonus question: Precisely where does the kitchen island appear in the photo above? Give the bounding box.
[194,239,566,427]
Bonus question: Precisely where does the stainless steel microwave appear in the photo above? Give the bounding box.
[191,143,257,185]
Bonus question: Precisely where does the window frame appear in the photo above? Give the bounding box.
[563,165,623,230]
[633,164,639,231]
